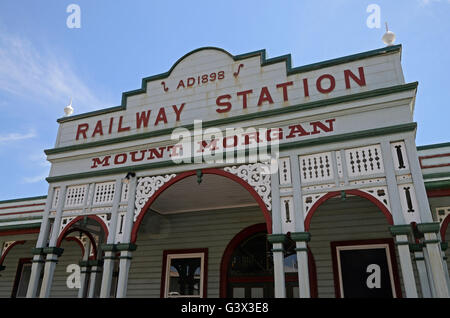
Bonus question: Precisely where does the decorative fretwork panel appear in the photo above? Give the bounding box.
[358,186,391,212]
[115,212,126,244]
[1,241,15,256]
[52,187,60,209]
[93,182,115,205]
[299,152,333,183]
[397,183,420,224]
[335,151,344,178]
[121,183,129,202]
[391,141,409,171]
[345,144,384,177]
[134,174,177,221]
[224,163,272,211]
[303,193,327,220]
[435,207,450,225]
[278,157,292,185]
[59,216,76,235]
[64,185,88,208]
[281,196,295,234]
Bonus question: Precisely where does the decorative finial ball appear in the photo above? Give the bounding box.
[382,30,396,46]
[64,100,74,116]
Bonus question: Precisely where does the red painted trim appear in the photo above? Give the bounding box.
[131,168,272,243]
[330,238,402,298]
[0,240,26,265]
[64,237,86,257]
[308,249,318,298]
[160,248,208,298]
[58,227,98,260]
[0,203,45,210]
[55,215,108,249]
[427,189,450,198]
[219,223,266,298]
[0,228,40,237]
[219,223,317,298]
[11,258,32,298]
[419,153,450,169]
[0,209,44,216]
[304,190,393,231]
[440,214,450,241]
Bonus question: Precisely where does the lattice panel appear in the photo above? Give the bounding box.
[93,182,115,205]
[64,185,88,207]
[345,144,384,177]
[299,152,333,183]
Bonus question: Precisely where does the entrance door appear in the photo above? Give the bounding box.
[229,282,274,298]
[224,228,301,298]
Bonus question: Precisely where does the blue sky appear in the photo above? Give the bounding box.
[0,0,449,200]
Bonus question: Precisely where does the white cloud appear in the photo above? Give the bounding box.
[418,0,450,5]
[21,151,51,184]
[0,32,111,114]
[0,130,36,143]
[22,173,49,184]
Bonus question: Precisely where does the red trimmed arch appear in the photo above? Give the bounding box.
[304,189,394,231]
[131,168,272,243]
[218,223,318,298]
[440,214,450,241]
[60,228,98,260]
[219,223,267,297]
[0,241,26,265]
[56,215,108,252]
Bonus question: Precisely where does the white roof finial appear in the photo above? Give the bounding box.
[382,22,396,46]
[64,97,74,116]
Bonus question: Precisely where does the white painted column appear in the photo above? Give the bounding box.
[115,174,137,298]
[423,246,437,297]
[267,162,286,298]
[116,247,136,298]
[291,232,311,298]
[99,178,123,298]
[288,153,311,298]
[389,225,418,298]
[27,185,55,298]
[418,223,450,297]
[99,249,116,298]
[87,261,102,298]
[404,137,433,223]
[78,241,91,298]
[411,244,432,298]
[380,141,408,225]
[39,184,67,298]
[268,238,286,298]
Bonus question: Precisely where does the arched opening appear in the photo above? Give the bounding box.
[129,170,269,298]
[307,193,402,298]
[441,214,450,279]
[52,215,109,298]
[131,168,272,243]
[219,224,317,298]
